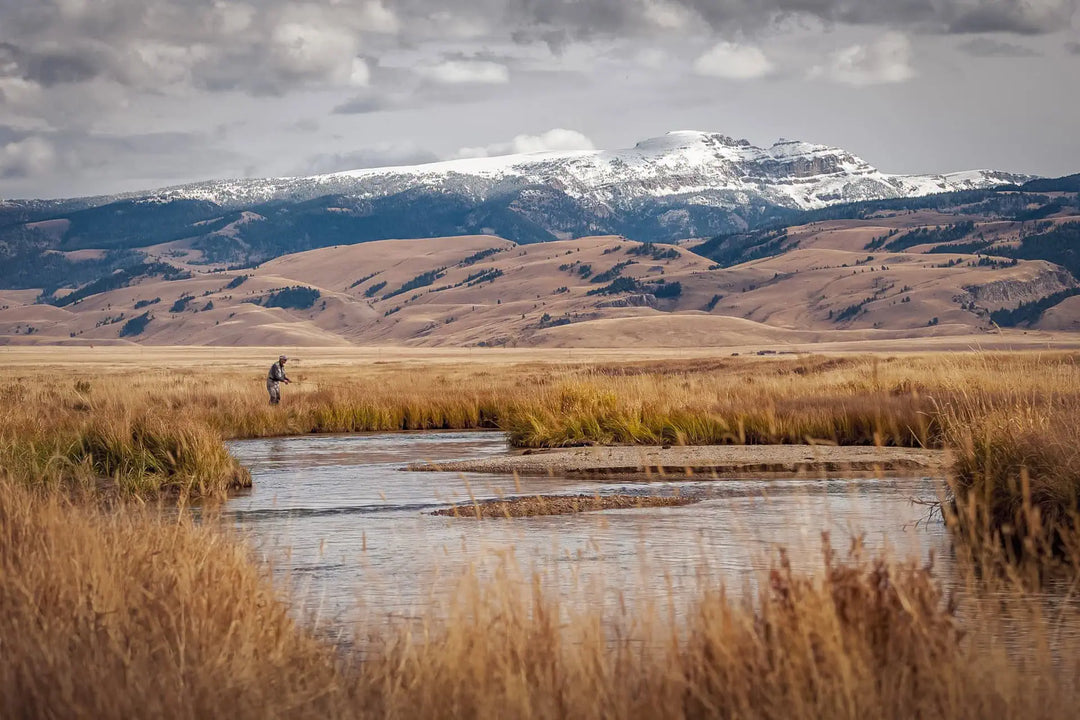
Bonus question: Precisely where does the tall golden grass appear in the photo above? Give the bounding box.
[2,475,1076,719]
[2,352,1078,543]
[3,353,1080,716]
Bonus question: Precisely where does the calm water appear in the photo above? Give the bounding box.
[225,431,953,626]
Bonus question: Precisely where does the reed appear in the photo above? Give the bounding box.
[1,474,1075,719]
[0,478,344,719]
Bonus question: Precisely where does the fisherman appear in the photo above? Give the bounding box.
[267,354,291,405]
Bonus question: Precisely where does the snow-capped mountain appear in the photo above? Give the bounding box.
[1,130,1034,291]
[145,130,1026,212]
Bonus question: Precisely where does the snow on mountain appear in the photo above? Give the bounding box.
[142,130,1028,212]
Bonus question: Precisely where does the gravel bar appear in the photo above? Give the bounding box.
[408,444,946,478]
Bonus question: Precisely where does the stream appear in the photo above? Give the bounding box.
[226,431,952,627]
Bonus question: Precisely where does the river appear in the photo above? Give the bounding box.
[225,431,952,628]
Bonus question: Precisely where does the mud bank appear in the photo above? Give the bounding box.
[409,444,946,479]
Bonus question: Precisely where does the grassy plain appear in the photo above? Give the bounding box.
[3,347,1078,506]
[2,346,1080,717]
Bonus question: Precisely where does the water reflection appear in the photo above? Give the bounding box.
[226,432,953,626]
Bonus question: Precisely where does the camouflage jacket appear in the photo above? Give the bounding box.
[268,362,289,382]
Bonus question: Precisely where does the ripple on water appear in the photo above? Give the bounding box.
[226,431,952,625]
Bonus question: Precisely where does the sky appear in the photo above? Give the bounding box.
[1,0,1079,199]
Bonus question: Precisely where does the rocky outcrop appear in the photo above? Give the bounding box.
[961,268,1078,307]
[596,294,658,309]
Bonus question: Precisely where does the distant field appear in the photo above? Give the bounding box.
[5,335,1080,373]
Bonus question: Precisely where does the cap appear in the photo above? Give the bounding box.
[279,355,288,361]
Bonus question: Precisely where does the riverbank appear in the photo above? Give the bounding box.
[2,350,1077,553]
[411,444,945,479]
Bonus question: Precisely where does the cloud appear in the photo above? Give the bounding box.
[296,144,440,175]
[0,42,103,87]
[417,60,510,84]
[641,0,700,30]
[693,42,773,80]
[814,32,915,86]
[946,1,1076,34]
[1067,41,1080,55]
[0,135,56,178]
[456,128,596,158]
[0,1,395,98]
[399,0,1079,40]
[0,125,246,196]
[0,0,1070,106]
[960,37,1040,57]
[331,71,507,115]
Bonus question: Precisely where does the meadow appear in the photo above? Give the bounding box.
[2,348,1080,717]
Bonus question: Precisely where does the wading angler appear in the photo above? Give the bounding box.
[267,354,291,405]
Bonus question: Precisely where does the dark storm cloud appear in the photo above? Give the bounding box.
[0,42,103,86]
[1,1,1074,92]
[0,1,385,96]
[395,0,1077,38]
[0,0,1073,114]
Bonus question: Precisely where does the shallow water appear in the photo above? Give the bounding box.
[226,431,954,626]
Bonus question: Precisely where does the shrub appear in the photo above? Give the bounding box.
[169,295,193,313]
[118,313,152,337]
[364,281,387,298]
[653,280,682,299]
[383,269,446,300]
[262,286,321,310]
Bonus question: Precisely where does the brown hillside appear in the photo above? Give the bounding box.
[1,230,1077,348]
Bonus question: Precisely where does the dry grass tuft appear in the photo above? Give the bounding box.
[2,471,1075,719]
[432,492,698,518]
[0,479,344,719]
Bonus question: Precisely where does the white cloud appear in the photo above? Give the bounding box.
[456,128,595,158]
[693,42,773,80]
[0,136,57,178]
[358,1,400,34]
[510,129,596,153]
[211,2,255,35]
[814,32,915,86]
[348,58,370,87]
[270,22,360,79]
[419,60,510,84]
[641,0,698,30]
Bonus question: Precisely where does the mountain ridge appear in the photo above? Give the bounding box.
[3,182,1079,347]
[2,130,1028,211]
[0,130,1044,296]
